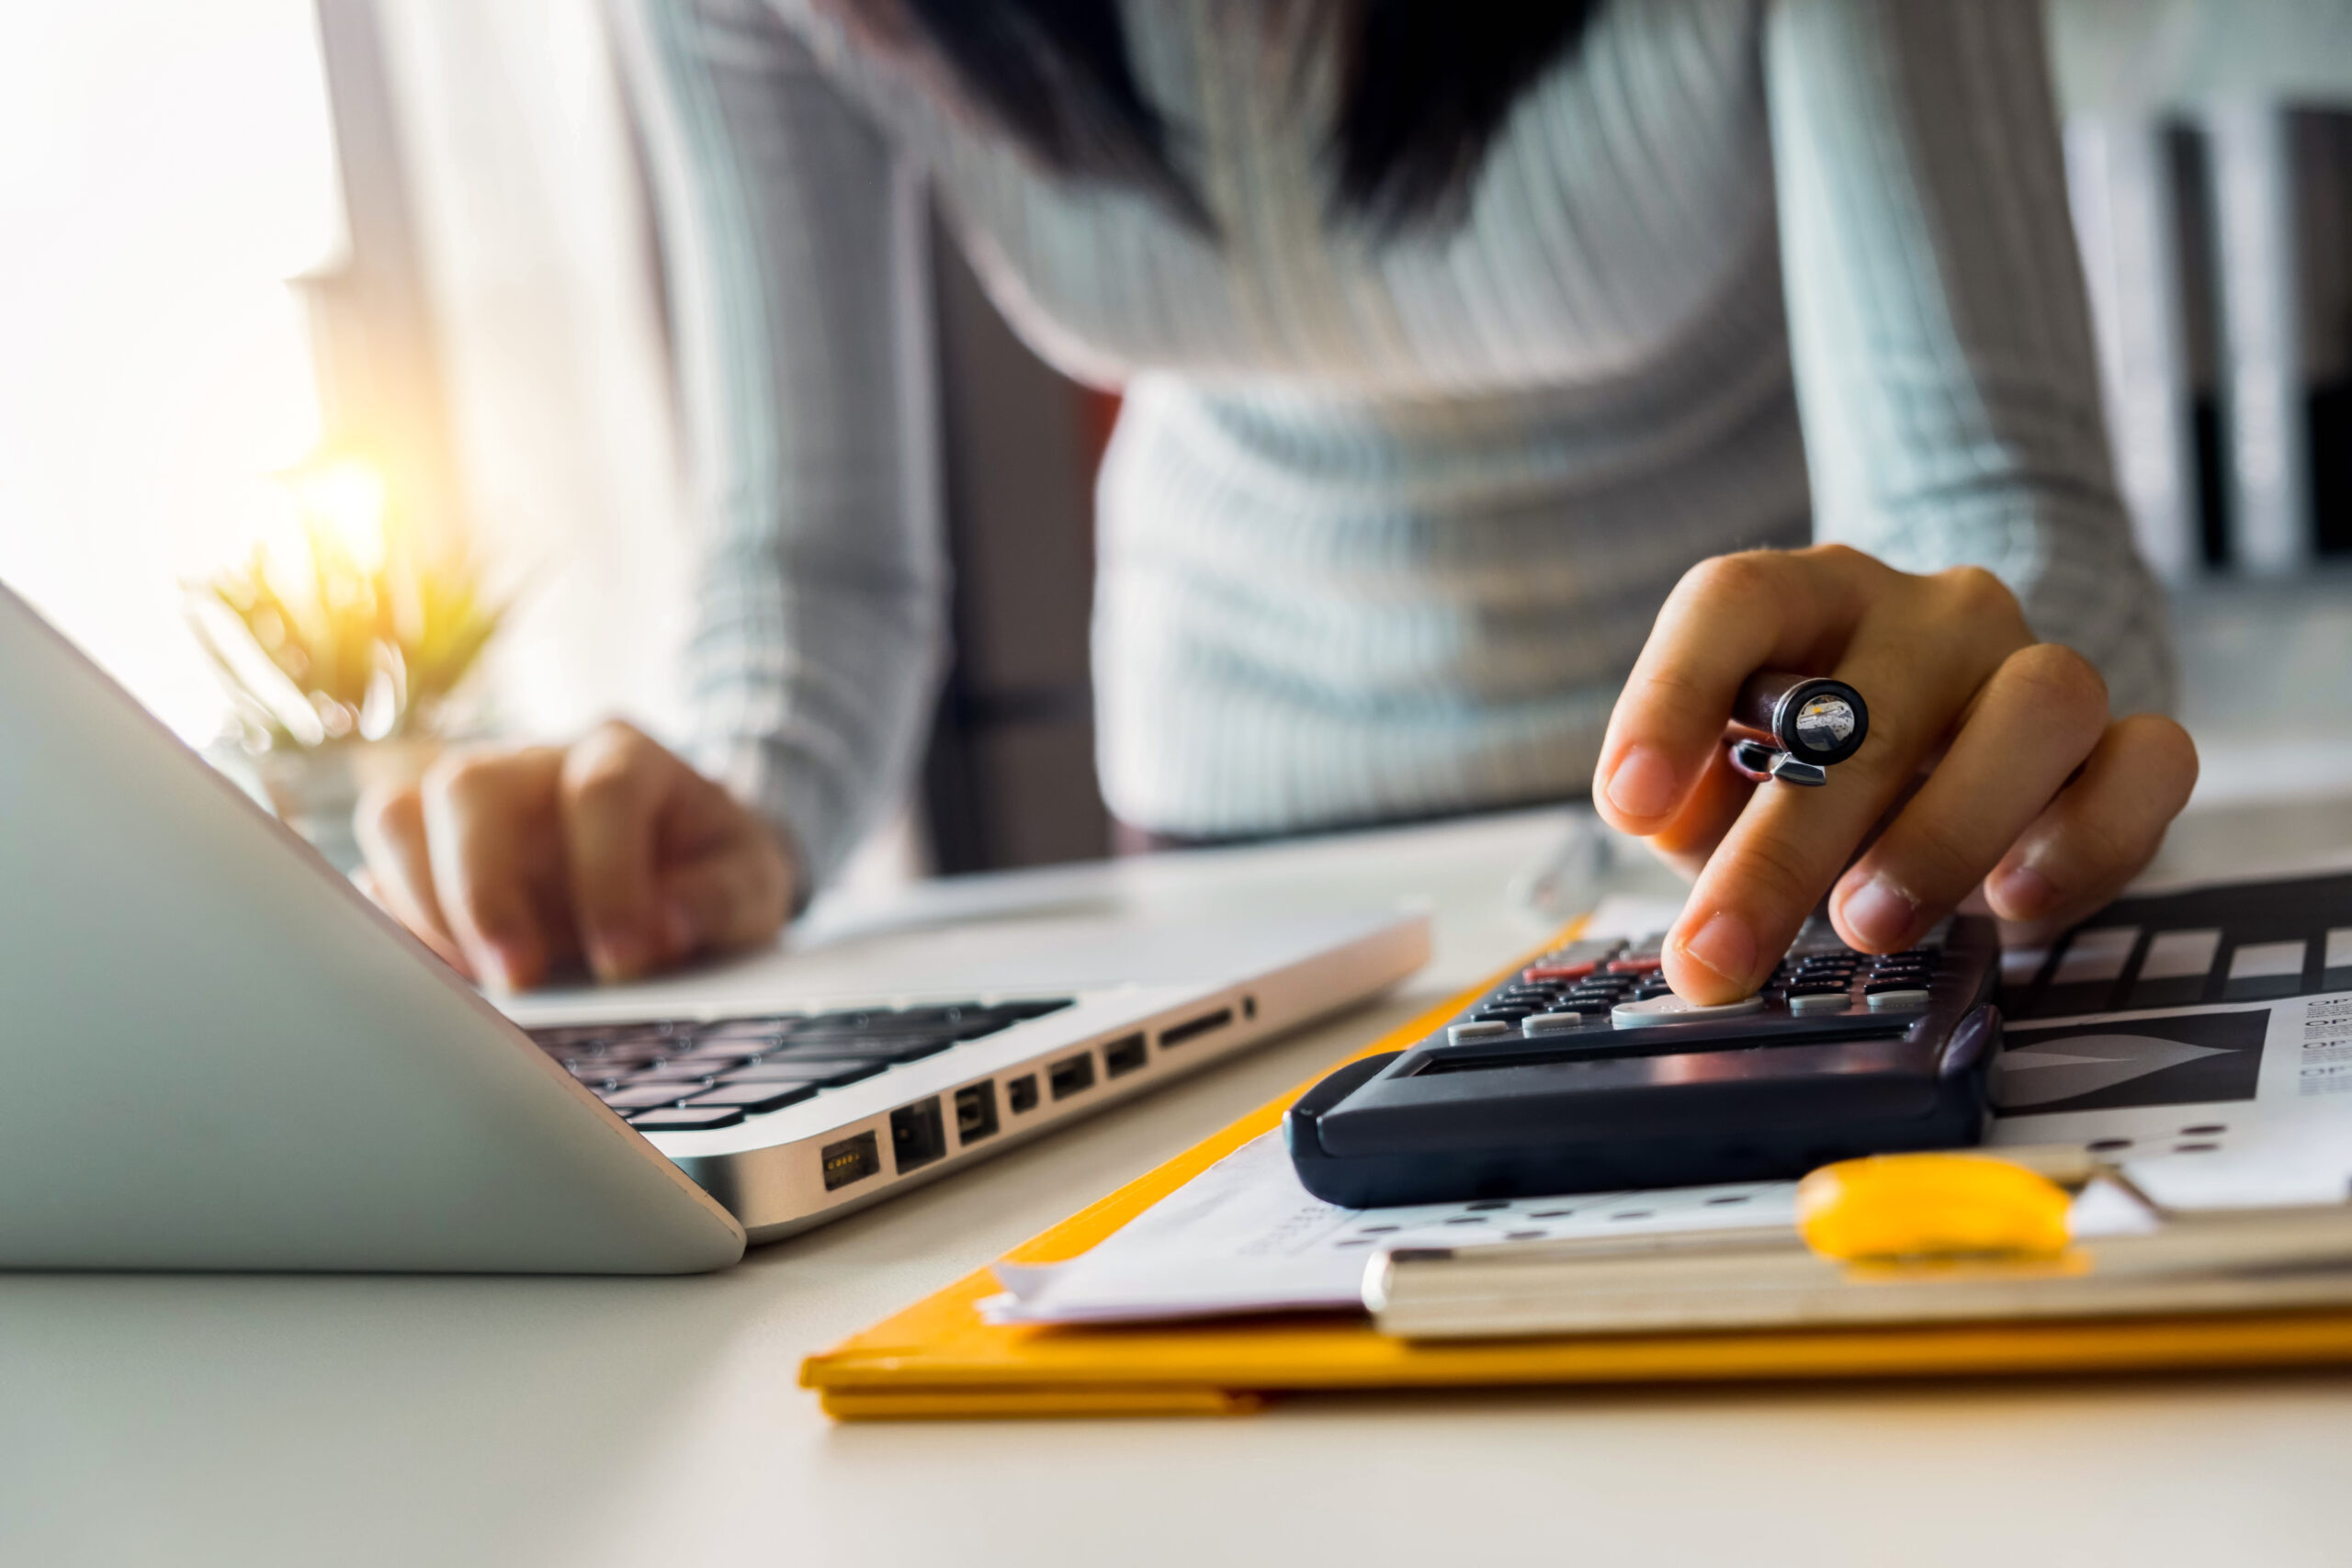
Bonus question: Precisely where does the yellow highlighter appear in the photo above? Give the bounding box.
[1796,1151,2075,1263]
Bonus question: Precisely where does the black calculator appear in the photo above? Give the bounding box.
[1286,916,2001,1207]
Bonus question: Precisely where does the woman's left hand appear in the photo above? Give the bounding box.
[1591,545,2199,1005]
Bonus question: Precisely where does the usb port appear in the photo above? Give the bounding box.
[888,1097,947,1173]
[1048,1053,1095,1100]
[820,1130,881,1191]
[1159,1007,1233,1048]
[1102,1032,1148,1077]
[954,1081,1000,1144]
[1006,1073,1039,1113]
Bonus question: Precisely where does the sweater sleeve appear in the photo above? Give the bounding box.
[1765,0,2174,716]
[606,0,946,890]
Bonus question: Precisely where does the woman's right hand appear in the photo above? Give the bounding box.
[355,721,795,992]
[1591,546,2196,1005]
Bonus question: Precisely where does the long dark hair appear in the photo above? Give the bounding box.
[861,0,1602,235]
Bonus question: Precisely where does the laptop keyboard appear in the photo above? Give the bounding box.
[526,998,1073,1132]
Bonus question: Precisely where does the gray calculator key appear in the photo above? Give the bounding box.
[1521,1010,1602,1034]
[1865,988,1931,1011]
[1788,991,1855,1015]
[1611,994,1765,1028]
[1447,1021,1513,1043]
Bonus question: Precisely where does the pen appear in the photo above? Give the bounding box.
[1724,670,1869,787]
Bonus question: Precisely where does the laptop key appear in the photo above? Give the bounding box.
[684,1082,819,1114]
[565,1043,670,1069]
[629,1059,736,1083]
[627,1106,746,1131]
[797,1010,899,1032]
[598,1083,699,1111]
[889,1005,974,1027]
[994,998,1074,1020]
[646,1051,753,1074]
[721,1059,887,1088]
[696,1016,803,1040]
[769,1032,956,1062]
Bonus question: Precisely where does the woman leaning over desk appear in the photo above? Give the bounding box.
[357,0,2197,1008]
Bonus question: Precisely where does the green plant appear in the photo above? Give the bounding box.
[186,458,505,750]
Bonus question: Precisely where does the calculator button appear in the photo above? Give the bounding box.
[1611,994,1765,1028]
[1788,992,1856,1015]
[1522,1010,1602,1034]
[1521,940,1621,982]
[1865,988,1931,1011]
[1448,1021,1514,1043]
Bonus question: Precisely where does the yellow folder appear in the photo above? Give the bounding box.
[800,930,2352,1420]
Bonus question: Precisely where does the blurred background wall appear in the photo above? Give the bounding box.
[4,0,2349,880]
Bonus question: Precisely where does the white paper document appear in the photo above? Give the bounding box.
[981,1133,1796,1325]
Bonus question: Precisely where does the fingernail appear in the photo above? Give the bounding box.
[1841,877,1919,951]
[1992,862,2059,919]
[1679,910,1757,987]
[1605,746,1679,820]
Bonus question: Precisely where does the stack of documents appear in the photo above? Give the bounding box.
[1370,1163,2352,1339]
[808,871,2352,1420]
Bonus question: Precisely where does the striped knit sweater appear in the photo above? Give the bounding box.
[607,0,2173,886]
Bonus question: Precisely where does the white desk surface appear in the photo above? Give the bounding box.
[10,795,2352,1567]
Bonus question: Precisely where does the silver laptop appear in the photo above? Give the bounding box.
[0,582,1428,1273]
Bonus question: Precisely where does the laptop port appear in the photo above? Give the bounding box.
[954,1081,1000,1144]
[1006,1074,1039,1114]
[1102,1032,1148,1077]
[1048,1053,1095,1100]
[889,1098,947,1173]
[1159,1006,1233,1048]
[820,1130,881,1190]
